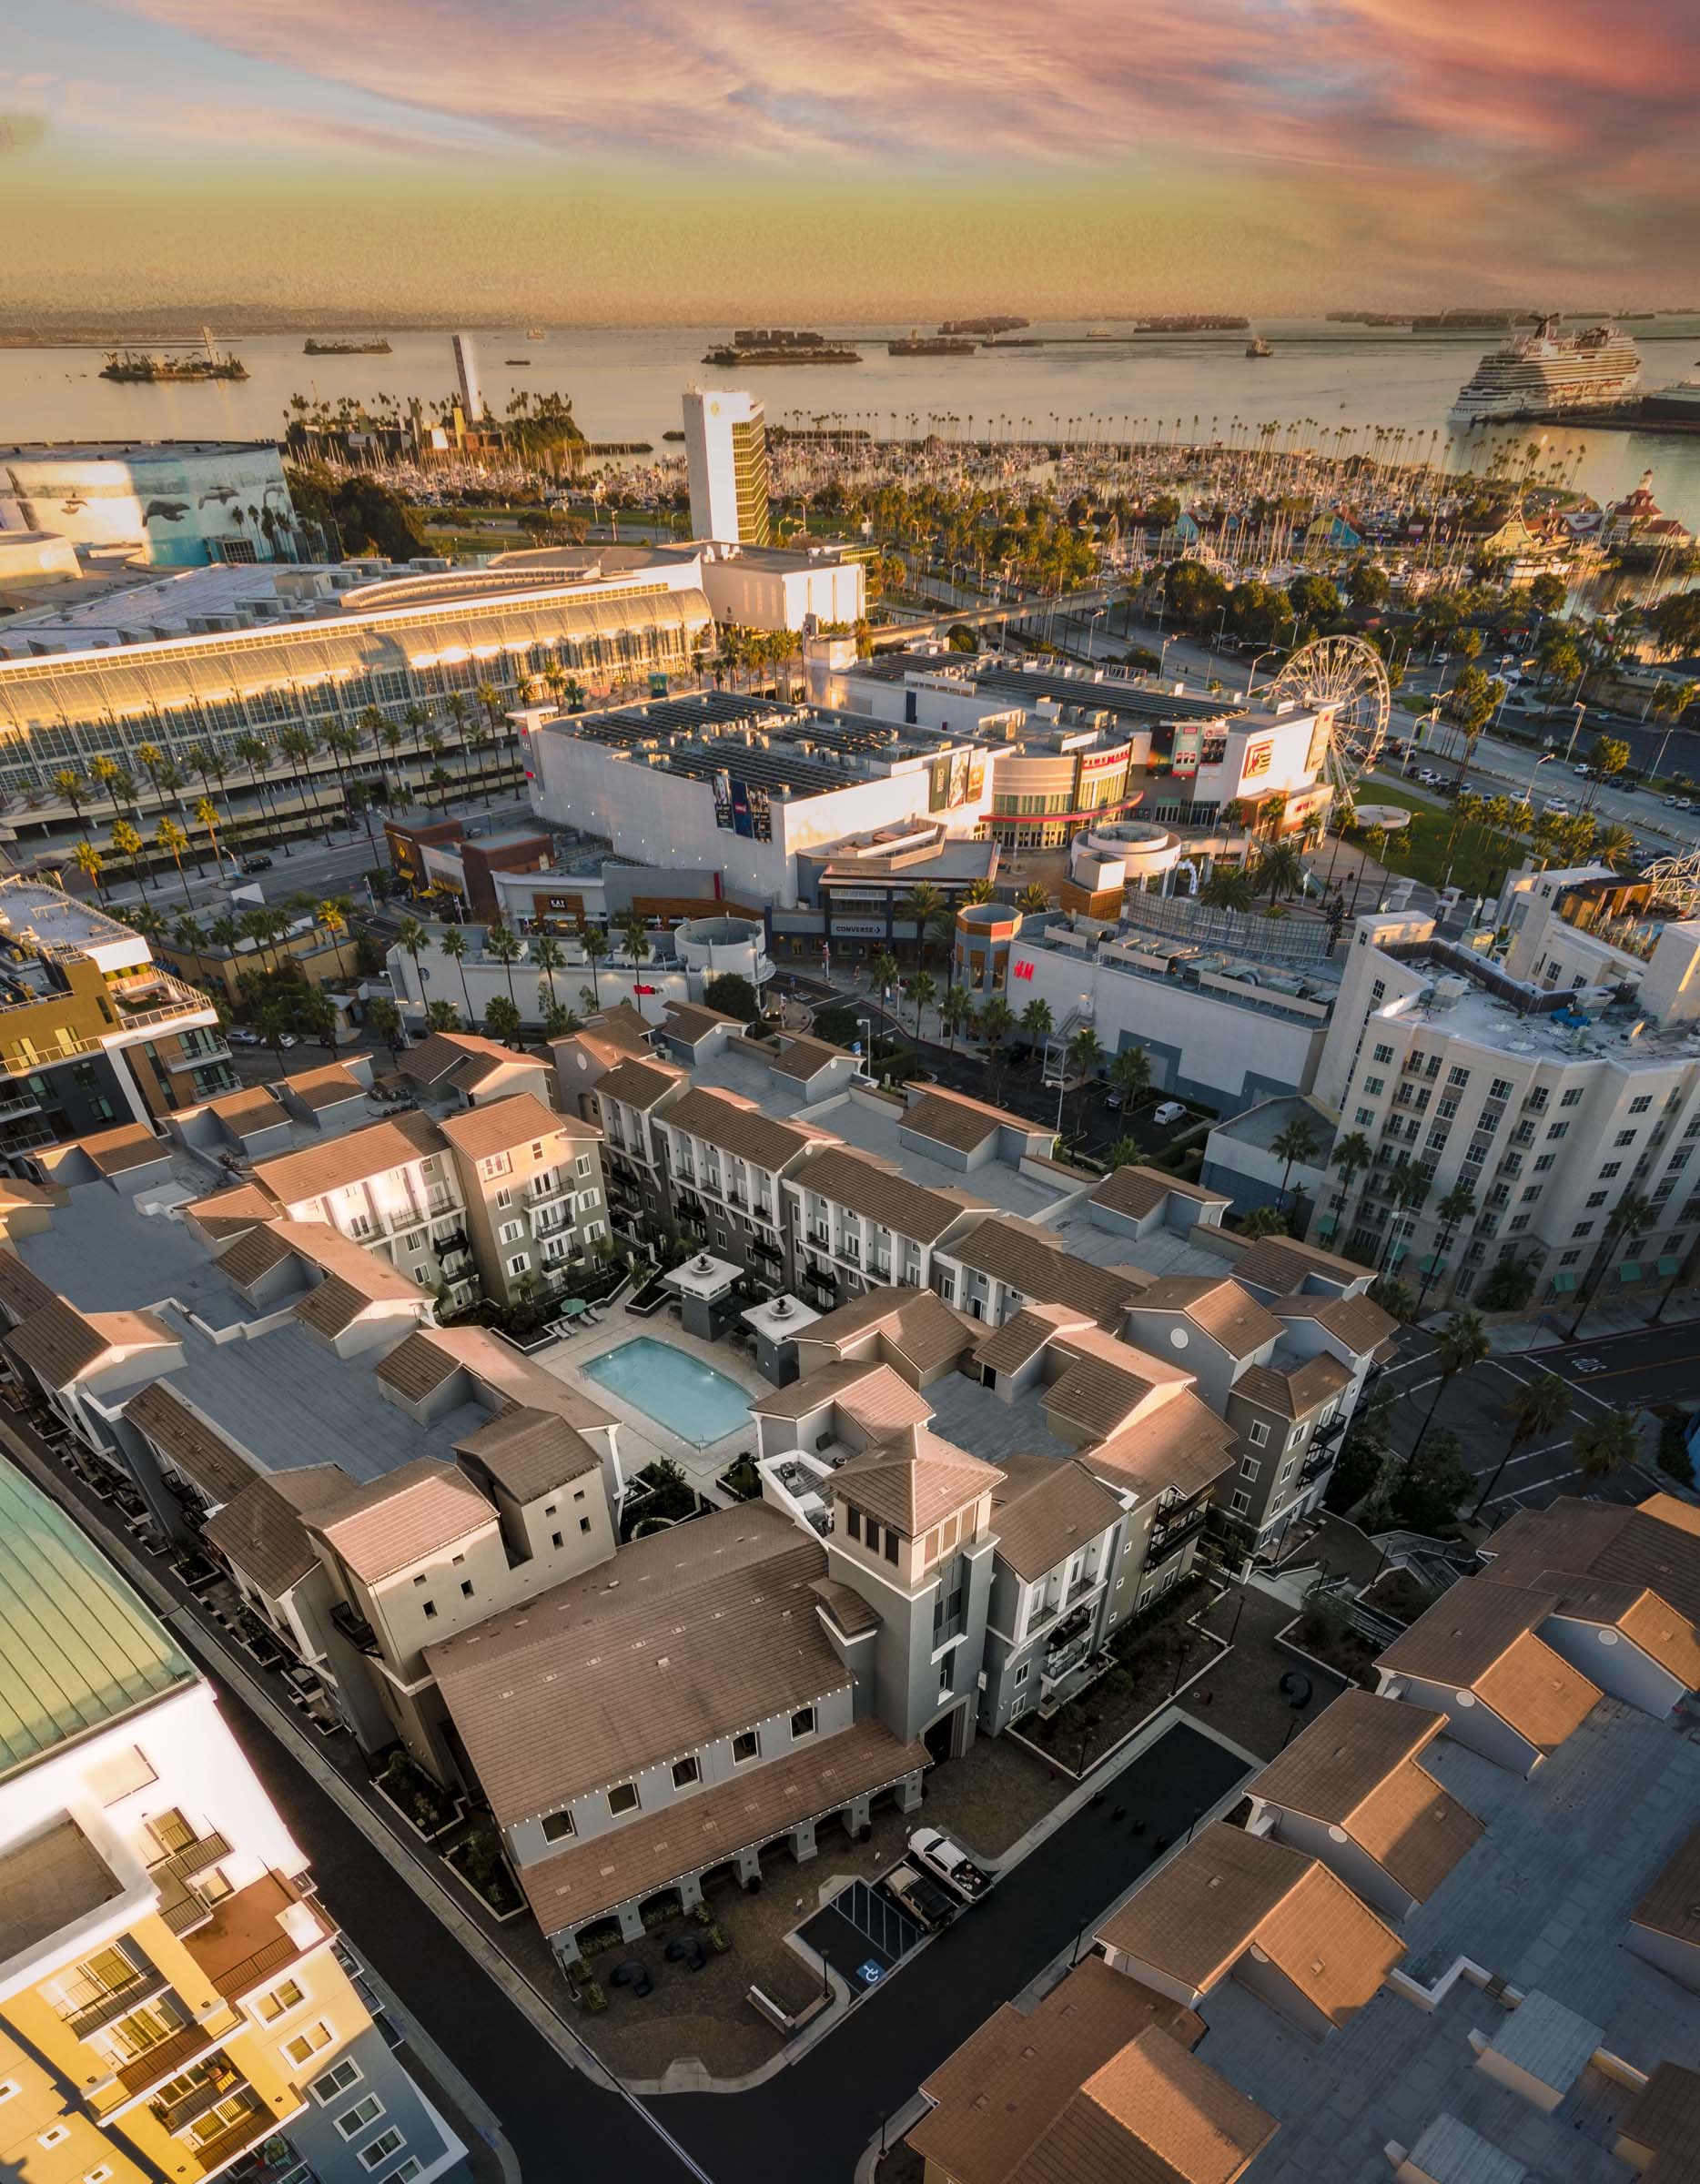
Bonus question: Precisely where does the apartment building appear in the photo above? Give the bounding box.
[437,1096,606,1307]
[0,878,234,1163]
[0,1456,463,2184]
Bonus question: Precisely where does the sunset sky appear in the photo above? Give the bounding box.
[5,0,1697,318]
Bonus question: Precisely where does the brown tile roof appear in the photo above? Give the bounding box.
[902,1086,1037,1153]
[1634,1826,1700,1947]
[429,1505,845,1824]
[836,1423,1004,1537]
[1482,1494,1700,1629]
[439,1092,592,1164]
[1233,1234,1365,1295]
[750,1360,935,1436]
[277,1062,368,1111]
[203,1464,351,1596]
[972,1303,1096,1379]
[375,1329,466,1403]
[1231,1352,1352,1421]
[910,1956,1206,2184]
[454,1404,602,1502]
[74,1121,167,1175]
[309,1459,495,1585]
[952,1215,1147,1330]
[123,1380,252,1506]
[794,1145,985,1244]
[1086,1392,1237,1503]
[203,1084,283,1135]
[559,1004,652,1061]
[1474,1637,1602,1754]
[398,1030,521,1089]
[518,1718,926,1936]
[1011,2026,1279,2184]
[1270,1290,1399,1355]
[797,1287,977,1380]
[1381,1579,1602,1751]
[991,1453,1126,1582]
[293,1273,383,1340]
[593,1056,686,1113]
[0,1251,60,1326]
[1098,1823,1404,2026]
[808,1576,882,1640]
[661,1086,822,1172]
[218,1225,299,1289]
[1045,1338,1174,1442]
[420,1325,618,1432]
[1622,2062,1700,2178]
[6,1298,152,1387]
[661,1001,740,1044]
[183,1183,278,1240]
[1089,1165,1230,1221]
[251,1111,446,1208]
[769,1034,853,1082]
[1133,1277,1283,1359]
[1250,1691,1482,1904]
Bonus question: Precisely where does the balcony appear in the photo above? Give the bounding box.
[187,2097,279,2179]
[0,1086,43,1119]
[750,1235,784,1268]
[529,1176,569,1206]
[1300,1449,1334,1486]
[329,1601,379,1655]
[1146,1502,1208,1565]
[93,2015,234,2116]
[61,1958,170,2040]
[165,1037,233,1076]
[153,2054,249,2137]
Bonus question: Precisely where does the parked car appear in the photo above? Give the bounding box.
[1574,763,1591,777]
[1151,1100,1189,1126]
[878,1861,959,1933]
[908,1827,991,1904]
[240,854,274,873]
[228,1028,261,1046]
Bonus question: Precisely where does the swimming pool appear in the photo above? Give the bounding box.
[580,1337,753,1447]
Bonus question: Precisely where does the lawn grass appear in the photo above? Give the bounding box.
[1351,779,1529,896]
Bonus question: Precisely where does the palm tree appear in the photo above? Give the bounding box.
[1573,1407,1640,1483]
[1015,882,1050,915]
[171,913,207,986]
[1253,841,1304,904]
[618,913,651,996]
[1594,823,1634,872]
[1240,1204,1291,1239]
[940,986,976,1052]
[1066,1024,1103,1137]
[1407,1309,1489,1472]
[962,878,996,907]
[1416,1182,1477,1314]
[1199,865,1256,914]
[1019,996,1053,1067]
[439,924,476,1027]
[980,995,1017,1093]
[192,795,228,876]
[425,998,462,1033]
[1567,1190,1657,1338]
[904,881,946,968]
[532,935,567,1017]
[395,914,429,1012]
[316,899,350,980]
[1471,1372,1570,1521]
[867,947,899,1006]
[581,925,609,1008]
[153,817,193,909]
[485,922,523,1009]
[427,764,453,813]
[906,970,937,1036]
[126,901,167,947]
[255,994,296,1078]
[1329,1129,1373,1249]
[90,754,130,831]
[1270,1117,1320,1211]
[926,905,959,986]
[55,770,90,842]
[1108,1045,1151,1120]
[70,839,106,904]
[445,693,473,787]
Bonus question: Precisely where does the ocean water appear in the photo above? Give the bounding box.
[5,318,1700,530]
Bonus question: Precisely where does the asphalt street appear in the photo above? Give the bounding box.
[1376,1313,1700,1516]
[210,1640,1246,2184]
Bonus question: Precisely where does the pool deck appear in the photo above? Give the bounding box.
[534,1312,768,1498]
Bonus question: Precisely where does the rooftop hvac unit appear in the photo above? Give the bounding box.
[1430,976,1471,1008]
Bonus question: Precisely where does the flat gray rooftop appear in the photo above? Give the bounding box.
[1206,1094,1340,1161]
[1044,1194,1239,1281]
[18,1183,250,1329]
[924,1369,1076,1469]
[1202,1697,1700,2184]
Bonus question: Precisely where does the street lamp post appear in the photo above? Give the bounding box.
[1565,700,1587,763]
[1246,646,1279,697]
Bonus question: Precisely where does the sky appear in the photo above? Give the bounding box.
[4,0,1698,320]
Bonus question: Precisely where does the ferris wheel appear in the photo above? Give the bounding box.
[1261,634,1391,809]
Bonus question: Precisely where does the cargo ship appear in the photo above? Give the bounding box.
[888,333,976,357]
[1246,334,1274,359]
[940,315,1028,336]
[303,337,391,355]
[1449,316,1643,423]
[102,326,247,383]
[703,329,861,366]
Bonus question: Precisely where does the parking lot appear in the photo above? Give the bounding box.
[799,1881,926,1994]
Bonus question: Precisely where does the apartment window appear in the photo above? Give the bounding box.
[1587,1191,1607,1208]
[1014,1663,1029,1686]
[258,1979,306,2021]
[337,2097,386,2140]
[421,1600,437,1620]
[1230,1491,1251,1514]
[845,1507,861,1542]
[608,1781,640,1816]
[575,1155,593,1177]
[1520,1186,1542,1203]
[1561,1087,1584,1107]
[460,1580,473,1599]
[499,1219,523,1244]
[362,2135,407,2173]
[1573,1222,1594,1239]
[1533,1154,1555,1172]
[1247,1421,1270,1446]
[1355,1108,1375,1128]
[1280,1458,1296,1481]
[791,1706,816,1740]
[1547,1122,1569,1140]
[1438,1097,1459,1120]
[579,1514,592,1534]
[1490,1078,1513,1101]
[1560,1249,1582,1266]
[1371,979,1386,1001]
[672,1757,700,1789]
[884,1529,899,1566]
[285,2024,333,2067]
[506,1256,528,1276]
[311,2059,363,2103]
[1630,1095,1653,1114]
[1509,1215,1530,1232]
[381,2165,422,2184]
[1363,1076,1384,1097]
[541,1809,575,1843]
[0,2083,16,2104]
[732,1730,760,1765]
[1448,1067,1471,1088]
[39,2127,70,2149]
[479,1154,511,1178]
[1373,1044,1393,1064]
[1240,1456,1260,1481]
[86,2170,115,2184]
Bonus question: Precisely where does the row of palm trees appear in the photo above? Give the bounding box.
[391,908,662,1046]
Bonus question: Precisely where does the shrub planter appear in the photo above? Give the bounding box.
[371,1755,463,1845]
[446,1836,527,1924]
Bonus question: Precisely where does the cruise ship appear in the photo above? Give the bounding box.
[1449,316,1642,423]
